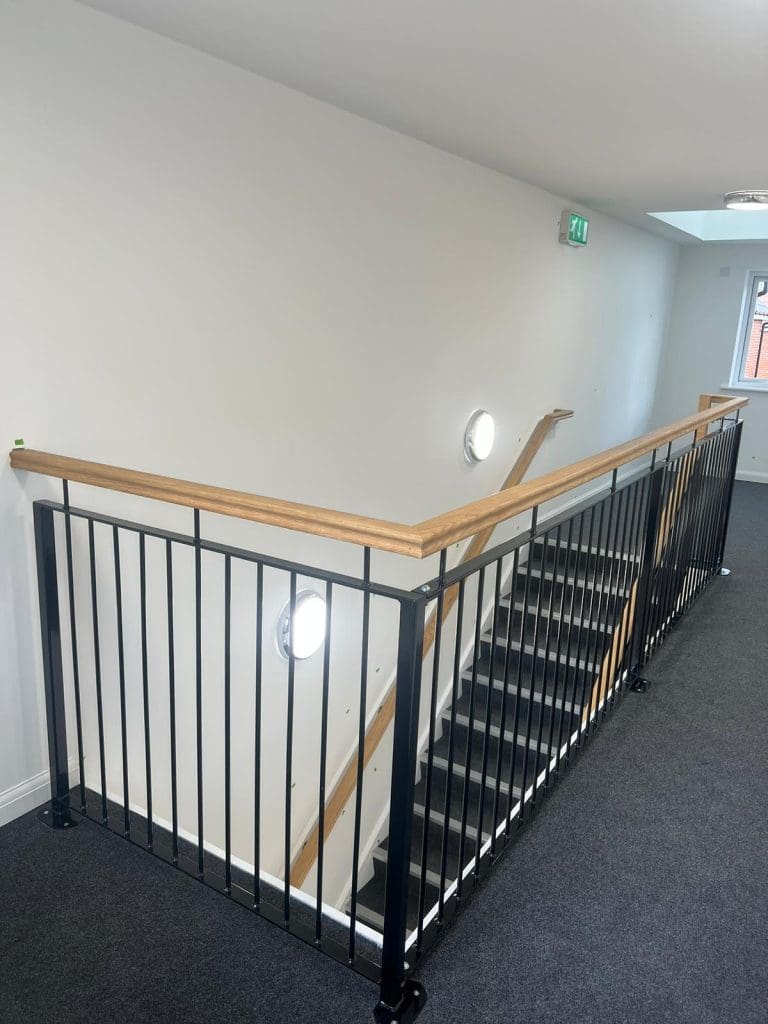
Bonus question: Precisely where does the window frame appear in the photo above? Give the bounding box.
[729,270,768,391]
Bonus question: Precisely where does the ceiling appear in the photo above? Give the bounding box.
[78,0,768,240]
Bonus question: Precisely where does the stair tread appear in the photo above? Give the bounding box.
[355,532,637,938]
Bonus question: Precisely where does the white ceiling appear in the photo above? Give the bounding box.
[78,0,768,239]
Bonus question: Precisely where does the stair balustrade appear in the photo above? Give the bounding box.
[11,393,746,1023]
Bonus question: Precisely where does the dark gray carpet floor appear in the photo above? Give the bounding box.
[1,482,766,1024]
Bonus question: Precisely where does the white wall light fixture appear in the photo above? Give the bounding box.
[464,409,495,463]
[277,590,327,660]
[724,190,768,210]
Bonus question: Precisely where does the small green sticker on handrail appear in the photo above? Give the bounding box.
[14,438,24,447]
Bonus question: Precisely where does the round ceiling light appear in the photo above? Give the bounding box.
[277,590,327,660]
[723,190,768,211]
[464,409,495,463]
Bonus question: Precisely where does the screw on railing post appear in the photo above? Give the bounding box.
[33,502,76,830]
[375,593,428,1024]
[627,466,664,691]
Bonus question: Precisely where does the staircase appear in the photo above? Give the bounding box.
[355,527,638,934]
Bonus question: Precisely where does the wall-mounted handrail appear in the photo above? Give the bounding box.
[289,407,574,888]
[8,397,748,559]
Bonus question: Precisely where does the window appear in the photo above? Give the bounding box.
[731,271,768,388]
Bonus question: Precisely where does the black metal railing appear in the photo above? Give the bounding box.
[31,414,742,1023]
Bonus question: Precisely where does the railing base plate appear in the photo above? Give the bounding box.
[37,805,78,830]
[628,674,651,693]
[374,980,427,1023]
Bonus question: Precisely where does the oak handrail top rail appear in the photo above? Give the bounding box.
[9,396,747,559]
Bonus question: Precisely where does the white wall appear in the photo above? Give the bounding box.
[0,0,680,903]
[652,243,768,482]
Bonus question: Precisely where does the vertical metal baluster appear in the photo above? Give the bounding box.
[438,579,465,923]
[254,563,263,909]
[532,524,560,796]
[668,448,697,633]
[562,510,589,760]
[194,509,204,878]
[457,566,485,901]
[315,580,333,945]
[224,554,232,894]
[707,430,731,577]
[660,451,690,637]
[609,478,641,711]
[631,467,665,677]
[139,534,153,849]
[705,433,728,579]
[113,526,130,836]
[506,508,537,834]
[491,547,519,858]
[614,477,645,693]
[716,421,742,569]
[592,482,625,723]
[166,540,178,864]
[657,456,683,646]
[715,426,738,567]
[672,449,696,615]
[575,498,604,740]
[417,549,447,948]
[704,432,729,585]
[474,559,502,877]
[348,548,371,963]
[586,487,617,733]
[88,521,108,823]
[691,443,713,604]
[645,462,670,651]
[598,485,626,720]
[548,516,574,781]
[679,446,706,614]
[62,482,86,812]
[714,426,734,563]
[646,462,675,654]
[284,572,297,926]
[519,525,548,821]
[620,475,649,686]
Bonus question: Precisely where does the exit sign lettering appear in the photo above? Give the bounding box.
[559,211,589,247]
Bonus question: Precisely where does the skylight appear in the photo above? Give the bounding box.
[649,210,768,241]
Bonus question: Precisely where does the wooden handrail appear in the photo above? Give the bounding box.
[414,397,747,556]
[8,448,423,556]
[288,407,573,887]
[8,397,747,560]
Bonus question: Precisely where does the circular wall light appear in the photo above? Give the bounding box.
[277,590,327,660]
[724,190,768,210]
[464,409,495,463]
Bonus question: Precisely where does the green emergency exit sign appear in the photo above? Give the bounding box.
[559,211,589,247]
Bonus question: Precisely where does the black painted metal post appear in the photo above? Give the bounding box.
[34,502,74,829]
[376,593,427,1024]
[715,421,743,568]
[628,466,664,685]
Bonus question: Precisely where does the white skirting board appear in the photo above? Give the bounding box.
[0,759,81,828]
[0,767,53,828]
[735,470,768,484]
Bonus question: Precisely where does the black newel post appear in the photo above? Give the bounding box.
[34,502,74,829]
[375,593,427,1024]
